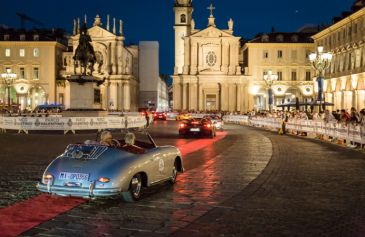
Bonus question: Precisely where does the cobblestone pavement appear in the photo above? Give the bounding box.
[17,123,272,236]
[172,126,365,237]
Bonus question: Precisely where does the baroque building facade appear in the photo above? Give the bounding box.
[59,15,139,111]
[172,0,248,112]
[311,1,365,111]
[242,32,316,110]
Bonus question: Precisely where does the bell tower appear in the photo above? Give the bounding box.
[174,0,193,75]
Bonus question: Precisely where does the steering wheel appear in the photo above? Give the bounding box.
[111,139,121,147]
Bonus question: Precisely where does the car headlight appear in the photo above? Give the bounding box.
[42,174,54,184]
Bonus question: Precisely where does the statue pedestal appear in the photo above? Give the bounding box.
[65,75,104,111]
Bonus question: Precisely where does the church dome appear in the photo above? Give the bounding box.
[175,0,192,7]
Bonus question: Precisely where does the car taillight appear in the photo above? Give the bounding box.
[192,121,199,125]
[98,177,110,183]
[180,123,185,128]
[205,124,212,128]
[42,174,53,184]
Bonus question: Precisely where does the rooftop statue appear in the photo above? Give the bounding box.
[73,23,96,76]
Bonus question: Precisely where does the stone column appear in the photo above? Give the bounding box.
[190,83,198,111]
[191,42,198,74]
[228,44,235,75]
[221,43,229,74]
[109,82,118,110]
[198,43,203,72]
[221,84,228,111]
[198,83,203,111]
[123,82,130,111]
[173,83,181,110]
[117,41,123,74]
[111,42,116,75]
[118,82,123,111]
[236,83,241,112]
[182,83,187,110]
[183,39,190,75]
[228,84,236,111]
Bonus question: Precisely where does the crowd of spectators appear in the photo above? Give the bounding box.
[247,107,365,126]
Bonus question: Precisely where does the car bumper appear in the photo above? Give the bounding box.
[37,182,121,198]
[179,129,212,136]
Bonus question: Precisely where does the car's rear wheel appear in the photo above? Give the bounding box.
[210,131,214,139]
[122,174,142,202]
[169,160,178,185]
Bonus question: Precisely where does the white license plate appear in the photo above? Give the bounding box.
[59,172,89,181]
[190,128,200,132]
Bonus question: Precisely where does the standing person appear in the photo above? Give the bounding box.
[145,111,150,128]
[340,109,351,124]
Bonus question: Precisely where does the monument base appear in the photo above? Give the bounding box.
[65,75,104,112]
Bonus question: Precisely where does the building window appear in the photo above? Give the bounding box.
[180,14,186,23]
[277,71,282,81]
[33,34,39,41]
[291,35,298,42]
[305,71,311,81]
[276,34,284,42]
[19,49,25,57]
[5,48,11,57]
[4,34,9,40]
[263,50,269,59]
[291,50,297,60]
[291,71,297,81]
[262,35,269,42]
[20,34,26,41]
[277,50,283,58]
[33,48,40,57]
[33,67,39,80]
[19,67,25,79]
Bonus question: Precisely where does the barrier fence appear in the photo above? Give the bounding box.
[0,116,147,134]
[223,115,365,145]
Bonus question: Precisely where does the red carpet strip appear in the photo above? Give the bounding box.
[0,131,227,237]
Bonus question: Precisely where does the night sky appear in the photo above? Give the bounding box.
[0,0,354,76]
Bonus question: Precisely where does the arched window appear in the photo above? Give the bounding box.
[181,14,186,23]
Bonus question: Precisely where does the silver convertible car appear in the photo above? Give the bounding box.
[37,130,184,202]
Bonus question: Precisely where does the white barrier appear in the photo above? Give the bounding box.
[223,115,365,145]
[0,116,147,134]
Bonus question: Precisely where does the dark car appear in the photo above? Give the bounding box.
[178,118,216,138]
[153,112,167,120]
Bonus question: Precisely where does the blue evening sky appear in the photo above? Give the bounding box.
[0,0,354,76]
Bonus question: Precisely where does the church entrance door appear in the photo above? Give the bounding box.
[206,94,217,111]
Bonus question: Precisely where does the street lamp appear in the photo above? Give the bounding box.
[263,70,278,112]
[1,68,17,111]
[309,46,332,112]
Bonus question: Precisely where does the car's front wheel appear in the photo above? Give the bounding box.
[169,160,178,185]
[122,174,142,202]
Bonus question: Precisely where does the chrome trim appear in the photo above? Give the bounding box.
[89,180,96,197]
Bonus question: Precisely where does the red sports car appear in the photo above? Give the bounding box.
[153,112,167,120]
[178,118,216,138]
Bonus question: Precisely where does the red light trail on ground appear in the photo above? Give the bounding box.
[0,132,227,237]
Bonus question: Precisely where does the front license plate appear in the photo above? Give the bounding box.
[190,128,200,132]
[59,172,89,181]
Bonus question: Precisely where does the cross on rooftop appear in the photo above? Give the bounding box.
[207,3,215,17]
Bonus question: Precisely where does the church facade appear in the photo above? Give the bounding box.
[171,0,249,112]
[59,15,139,111]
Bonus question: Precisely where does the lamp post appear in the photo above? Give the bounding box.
[1,68,17,111]
[263,70,278,112]
[309,46,332,112]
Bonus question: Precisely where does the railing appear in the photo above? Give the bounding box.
[0,116,147,134]
[223,115,365,145]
